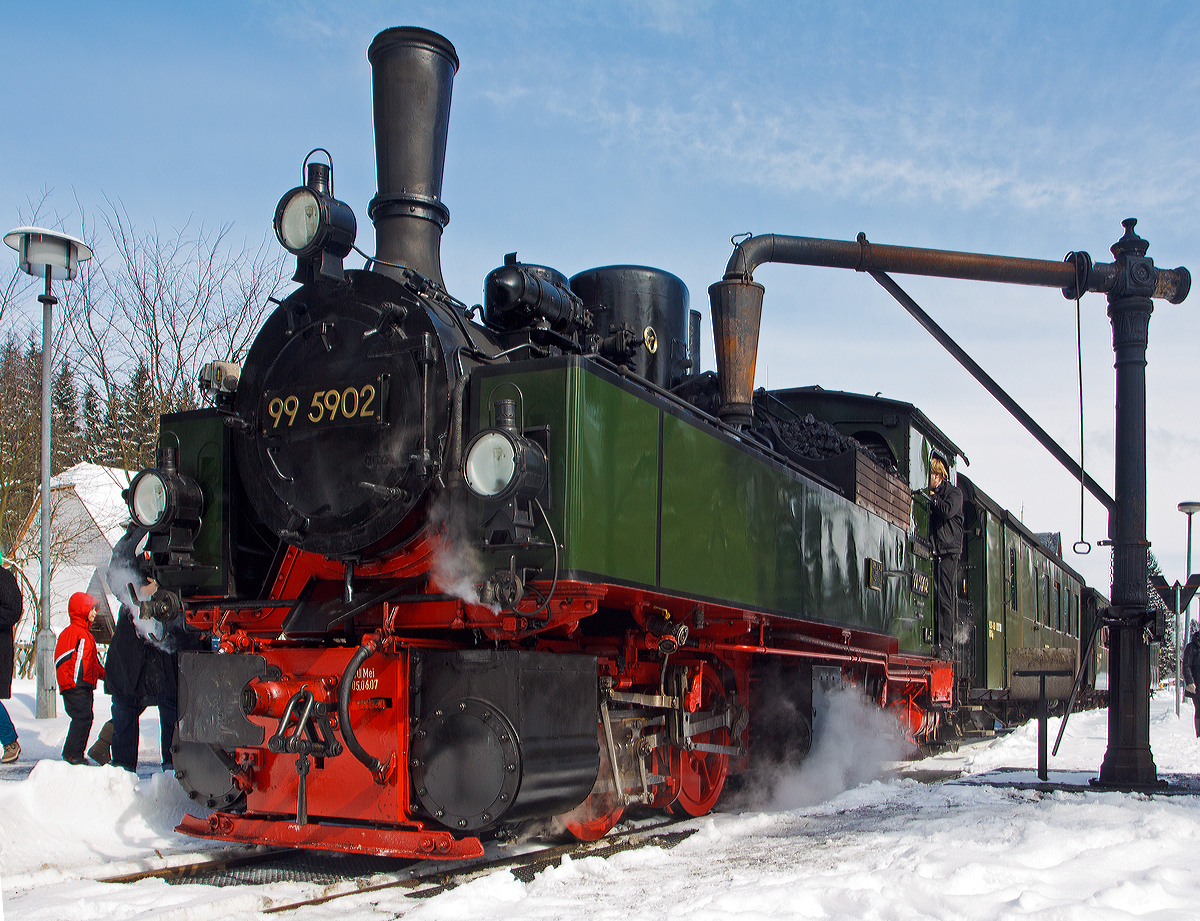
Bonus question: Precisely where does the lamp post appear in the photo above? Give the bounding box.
[1180,502,1200,639]
[4,227,93,719]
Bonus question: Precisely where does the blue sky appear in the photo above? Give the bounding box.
[4,1,1200,595]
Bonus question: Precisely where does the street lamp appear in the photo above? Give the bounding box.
[3,227,93,719]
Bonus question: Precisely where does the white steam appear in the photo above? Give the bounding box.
[428,492,500,613]
[769,685,914,810]
[727,684,915,812]
[102,557,169,650]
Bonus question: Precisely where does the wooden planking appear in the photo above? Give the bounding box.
[853,451,912,530]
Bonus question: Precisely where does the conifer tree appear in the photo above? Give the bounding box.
[0,335,41,552]
[80,382,105,464]
[122,359,158,470]
[51,358,82,473]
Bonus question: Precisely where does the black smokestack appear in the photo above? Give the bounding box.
[366,27,458,289]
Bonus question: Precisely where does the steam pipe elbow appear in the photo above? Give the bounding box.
[337,634,392,783]
[724,234,777,281]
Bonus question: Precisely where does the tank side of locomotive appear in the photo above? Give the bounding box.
[465,357,925,649]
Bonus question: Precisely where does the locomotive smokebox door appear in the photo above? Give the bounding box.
[409,650,599,831]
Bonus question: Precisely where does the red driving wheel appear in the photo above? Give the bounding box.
[666,662,730,817]
[556,725,625,841]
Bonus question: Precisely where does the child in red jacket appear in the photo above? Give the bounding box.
[55,592,105,764]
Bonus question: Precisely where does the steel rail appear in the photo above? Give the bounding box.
[261,822,695,913]
[99,846,295,884]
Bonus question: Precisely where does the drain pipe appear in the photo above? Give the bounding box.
[337,632,395,784]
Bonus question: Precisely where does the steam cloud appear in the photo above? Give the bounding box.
[731,684,915,812]
[428,491,500,613]
[102,557,171,650]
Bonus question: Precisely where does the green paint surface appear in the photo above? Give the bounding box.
[473,359,922,645]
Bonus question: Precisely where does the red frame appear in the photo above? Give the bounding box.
[178,540,945,857]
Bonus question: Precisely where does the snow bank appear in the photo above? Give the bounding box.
[3,682,1200,920]
[0,762,201,885]
[0,678,207,890]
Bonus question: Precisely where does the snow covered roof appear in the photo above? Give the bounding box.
[16,463,133,548]
[53,463,133,546]
[11,463,133,642]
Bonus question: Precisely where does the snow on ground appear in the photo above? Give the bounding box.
[2,677,1199,920]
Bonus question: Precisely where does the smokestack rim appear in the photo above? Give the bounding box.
[367,192,450,227]
[368,26,459,72]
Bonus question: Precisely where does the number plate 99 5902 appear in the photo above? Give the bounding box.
[261,379,385,431]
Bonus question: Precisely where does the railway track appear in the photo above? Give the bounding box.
[99,846,299,884]
[99,820,696,915]
[266,823,696,914]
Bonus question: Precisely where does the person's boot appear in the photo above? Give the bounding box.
[1,740,18,764]
[88,720,114,765]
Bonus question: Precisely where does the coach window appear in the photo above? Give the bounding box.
[1055,581,1062,632]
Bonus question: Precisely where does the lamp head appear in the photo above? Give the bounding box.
[1179,501,1200,516]
[274,151,356,283]
[4,227,92,281]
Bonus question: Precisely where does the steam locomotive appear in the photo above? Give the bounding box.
[120,27,1104,859]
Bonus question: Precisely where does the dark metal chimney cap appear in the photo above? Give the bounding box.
[368,26,459,71]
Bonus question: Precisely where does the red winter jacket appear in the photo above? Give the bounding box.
[55,592,105,691]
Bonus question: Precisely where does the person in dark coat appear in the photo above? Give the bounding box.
[1183,627,1200,737]
[102,526,179,773]
[928,455,964,659]
[0,558,22,763]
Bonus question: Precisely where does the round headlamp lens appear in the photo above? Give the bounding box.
[464,431,517,498]
[277,188,322,254]
[131,472,169,528]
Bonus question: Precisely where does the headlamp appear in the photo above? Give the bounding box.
[129,470,169,529]
[274,186,355,260]
[125,465,204,532]
[463,428,547,503]
[273,152,356,282]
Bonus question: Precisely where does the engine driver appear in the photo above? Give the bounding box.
[928,455,963,660]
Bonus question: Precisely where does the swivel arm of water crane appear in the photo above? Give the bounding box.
[709,222,1192,532]
[719,230,1190,304]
